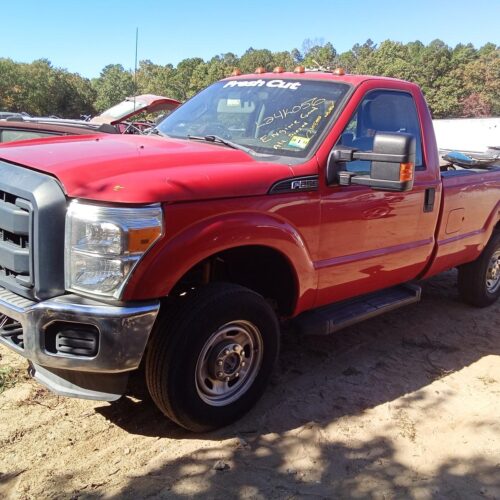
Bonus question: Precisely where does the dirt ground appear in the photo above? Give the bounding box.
[0,270,499,499]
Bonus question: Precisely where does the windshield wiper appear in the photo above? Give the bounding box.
[187,134,255,155]
[147,127,167,137]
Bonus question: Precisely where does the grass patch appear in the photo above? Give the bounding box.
[0,366,27,394]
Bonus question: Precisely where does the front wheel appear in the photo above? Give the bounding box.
[458,230,500,307]
[145,283,280,432]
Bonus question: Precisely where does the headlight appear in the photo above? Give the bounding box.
[65,201,163,299]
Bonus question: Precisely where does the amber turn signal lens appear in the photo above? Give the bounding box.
[333,67,346,75]
[254,67,266,74]
[399,163,414,182]
[231,68,242,76]
[128,226,162,253]
[273,66,285,73]
[294,66,305,73]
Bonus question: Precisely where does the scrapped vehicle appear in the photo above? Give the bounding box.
[0,69,498,432]
[0,95,180,143]
[0,111,30,120]
[89,94,181,133]
[0,118,112,143]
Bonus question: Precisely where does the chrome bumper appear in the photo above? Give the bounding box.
[0,286,160,400]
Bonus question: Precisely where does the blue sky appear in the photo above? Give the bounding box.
[2,0,499,78]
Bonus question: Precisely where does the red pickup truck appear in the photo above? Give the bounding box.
[0,70,498,432]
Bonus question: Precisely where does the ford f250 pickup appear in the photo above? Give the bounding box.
[0,69,498,432]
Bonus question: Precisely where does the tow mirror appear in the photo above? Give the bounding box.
[327,132,416,192]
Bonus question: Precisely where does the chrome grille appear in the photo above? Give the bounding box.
[0,160,67,300]
[0,314,24,349]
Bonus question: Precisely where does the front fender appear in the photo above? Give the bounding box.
[122,211,318,314]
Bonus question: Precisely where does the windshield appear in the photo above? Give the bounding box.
[157,79,349,157]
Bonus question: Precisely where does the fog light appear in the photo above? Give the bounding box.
[45,323,99,358]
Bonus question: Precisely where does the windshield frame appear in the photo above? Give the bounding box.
[157,77,354,164]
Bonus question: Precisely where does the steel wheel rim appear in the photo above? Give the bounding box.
[486,250,500,293]
[195,320,264,407]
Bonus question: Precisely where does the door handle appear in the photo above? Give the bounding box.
[424,188,435,212]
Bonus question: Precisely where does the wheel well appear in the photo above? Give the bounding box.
[170,246,297,316]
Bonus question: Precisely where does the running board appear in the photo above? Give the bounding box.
[295,284,421,336]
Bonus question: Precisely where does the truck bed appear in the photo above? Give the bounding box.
[441,165,500,178]
[423,167,500,278]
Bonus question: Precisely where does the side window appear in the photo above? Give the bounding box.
[337,90,423,174]
[0,129,57,143]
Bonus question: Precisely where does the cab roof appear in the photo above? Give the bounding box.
[223,70,411,87]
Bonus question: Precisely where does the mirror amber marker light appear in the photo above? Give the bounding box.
[399,163,414,182]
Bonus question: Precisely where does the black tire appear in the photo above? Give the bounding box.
[458,230,500,307]
[145,283,280,432]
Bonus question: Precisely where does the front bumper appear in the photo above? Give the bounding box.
[0,286,160,400]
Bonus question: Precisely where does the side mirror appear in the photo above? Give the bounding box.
[327,132,416,192]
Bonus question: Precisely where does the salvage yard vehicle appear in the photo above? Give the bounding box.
[87,94,181,133]
[0,69,498,432]
[0,111,30,120]
[0,118,113,143]
[0,95,180,143]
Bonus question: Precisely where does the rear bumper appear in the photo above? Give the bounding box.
[0,286,160,400]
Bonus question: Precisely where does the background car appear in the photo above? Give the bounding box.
[0,111,30,120]
[0,94,180,143]
[0,118,113,143]
[89,94,181,133]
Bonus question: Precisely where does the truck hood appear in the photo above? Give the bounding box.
[0,134,294,203]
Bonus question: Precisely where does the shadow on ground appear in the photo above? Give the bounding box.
[101,437,499,498]
[87,270,500,497]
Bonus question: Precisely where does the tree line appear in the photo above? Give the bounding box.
[0,39,498,119]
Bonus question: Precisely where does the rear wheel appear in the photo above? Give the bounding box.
[145,283,280,432]
[458,231,500,307]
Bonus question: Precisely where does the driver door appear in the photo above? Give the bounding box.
[316,88,437,306]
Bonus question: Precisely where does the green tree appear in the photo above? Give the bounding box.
[460,47,500,115]
[271,51,296,71]
[407,40,460,117]
[167,57,206,100]
[50,71,96,117]
[137,60,170,95]
[0,58,95,117]
[92,64,135,112]
[291,48,303,64]
[2,39,499,120]
[0,58,22,111]
[356,40,413,79]
[350,39,377,71]
[18,59,58,115]
[205,54,239,85]
[239,48,274,73]
[302,42,338,69]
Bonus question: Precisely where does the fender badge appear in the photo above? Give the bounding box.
[113,185,124,191]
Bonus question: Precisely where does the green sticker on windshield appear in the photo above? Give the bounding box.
[288,135,311,149]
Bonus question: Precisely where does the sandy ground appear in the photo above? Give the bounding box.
[0,270,499,499]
